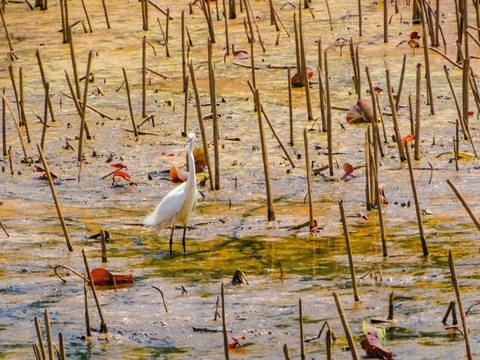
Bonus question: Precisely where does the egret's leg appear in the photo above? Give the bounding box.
[169,226,175,258]
[182,226,187,255]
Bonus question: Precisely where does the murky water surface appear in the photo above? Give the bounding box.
[1,0,480,358]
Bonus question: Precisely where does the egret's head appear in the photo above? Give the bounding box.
[187,133,196,143]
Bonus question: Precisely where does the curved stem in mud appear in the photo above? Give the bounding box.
[54,265,87,283]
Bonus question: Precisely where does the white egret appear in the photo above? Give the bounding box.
[145,133,198,257]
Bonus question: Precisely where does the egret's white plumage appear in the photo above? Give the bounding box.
[145,133,198,257]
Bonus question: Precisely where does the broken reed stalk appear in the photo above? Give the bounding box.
[299,298,306,360]
[444,65,468,138]
[34,316,47,360]
[404,142,428,256]
[375,92,388,144]
[157,17,170,57]
[64,72,91,139]
[409,94,414,135]
[19,68,30,143]
[395,54,407,112]
[82,249,108,333]
[446,179,480,231]
[2,88,6,157]
[8,146,13,175]
[332,292,360,359]
[325,0,333,30]
[1,93,29,162]
[246,80,295,167]
[420,0,435,115]
[221,283,229,360]
[365,66,384,157]
[77,50,93,162]
[415,63,422,160]
[37,144,73,251]
[298,3,313,120]
[80,0,93,32]
[283,343,292,360]
[142,36,147,119]
[365,131,371,211]
[223,0,230,55]
[214,296,220,320]
[60,0,67,43]
[244,0,266,52]
[383,0,388,43]
[304,128,314,229]
[208,40,220,190]
[8,65,21,127]
[166,8,170,45]
[58,333,66,360]
[324,50,334,176]
[318,66,327,133]
[462,0,469,132]
[0,8,14,52]
[101,0,110,29]
[388,292,394,320]
[151,285,168,313]
[288,69,294,145]
[100,229,107,263]
[122,68,139,137]
[355,46,361,101]
[375,176,388,257]
[358,0,362,36]
[44,310,54,360]
[229,0,236,19]
[385,63,406,161]
[188,61,215,191]
[183,75,189,136]
[35,50,56,122]
[84,275,92,337]
[200,0,215,43]
[448,249,473,360]
[293,13,303,85]
[40,83,49,150]
[349,42,358,99]
[339,199,359,301]
[278,258,284,283]
[326,328,332,360]
[255,88,275,220]
[244,0,256,88]
[443,300,458,325]
[368,128,377,209]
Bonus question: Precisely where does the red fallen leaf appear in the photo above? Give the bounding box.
[373,85,383,93]
[340,163,354,181]
[113,170,131,180]
[110,162,127,169]
[193,147,207,172]
[402,134,414,144]
[356,211,368,220]
[0,200,3,206]
[35,165,58,179]
[290,71,314,84]
[310,225,325,232]
[91,268,135,284]
[410,31,420,39]
[170,166,189,182]
[233,50,249,59]
[228,336,246,349]
[361,334,393,360]
[346,99,377,124]
[468,111,474,116]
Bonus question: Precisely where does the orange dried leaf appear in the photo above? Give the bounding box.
[360,333,393,360]
[402,134,414,144]
[170,167,188,182]
[228,336,246,349]
[113,170,131,180]
[290,71,314,84]
[110,162,127,169]
[340,163,354,181]
[91,268,134,284]
[233,50,249,59]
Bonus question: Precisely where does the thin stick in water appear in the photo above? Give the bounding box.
[385,63,406,161]
[122,68,138,137]
[299,298,305,360]
[332,292,360,359]
[415,63,421,160]
[339,199,359,301]
[304,128,314,229]
[447,179,480,231]
[221,283,229,360]
[84,273,92,337]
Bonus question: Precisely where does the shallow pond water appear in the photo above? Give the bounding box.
[1,0,480,358]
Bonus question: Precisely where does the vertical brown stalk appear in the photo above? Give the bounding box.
[18,68,30,143]
[189,61,215,190]
[293,13,302,85]
[0,8,14,52]
[65,71,91,140]
[8,65,21,127]
[444,65,468,138]
[36,49,56,122]
[447,179,480,231]
[34,316,46,360]
[80,0,93,33]
[244,0,266,52]
[355,46,361,100]
[58,333,66,360]
[288,69,294,145]
[60,0,67,43]
[324,50,334,176]
[221,283,229,360]
[229,0,236,19]
[375,175,387,256]
[283,343,292,360]
[208,40,220,190]
[404,141,428,256]
[408,93,414,135]
[375,92,388,144]
[67,26,82,104]
[245,0,256,88]
[318,66,327,132]
[435,0,440,46]
[183,74,189,136]
[157,18,170,57]
[383,0,388,43]
[77,51,93,162]
[365,131,371,211]
[388,292,394,320]
[144,0,149,30]
[304,128,314,229]
[255,89,275,220]
[339,199,359,301]
[415,63,421,160]
[326,329,332,360]
[448,250,473,360]
[2,88,6,157]
[44,310,54,360]
[37,144,73,251]
[101,230,107,263]
[122,68,138,137]
[332,292,360,359]
[386,63,406,161]
[395,54,407,113]
[101,0,111,29]
[8,146,13,175]
[82,249,108,333]
[182,11,186,91]
[299,299,305,360]
[298,2,313,120]
[1,93,29,162]
[84,274,92,337]
[142,36,147,119]
[358,0,362,36]
[40,83,49,150]
[368,128,376,209]
[223,0,230,55]
[325,0,333,30]
[365,67,384,157]
[350,42,358,99]
[420,0,435,114]
[166,8,170,45]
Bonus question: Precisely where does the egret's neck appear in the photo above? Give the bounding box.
[187,143,196,185]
